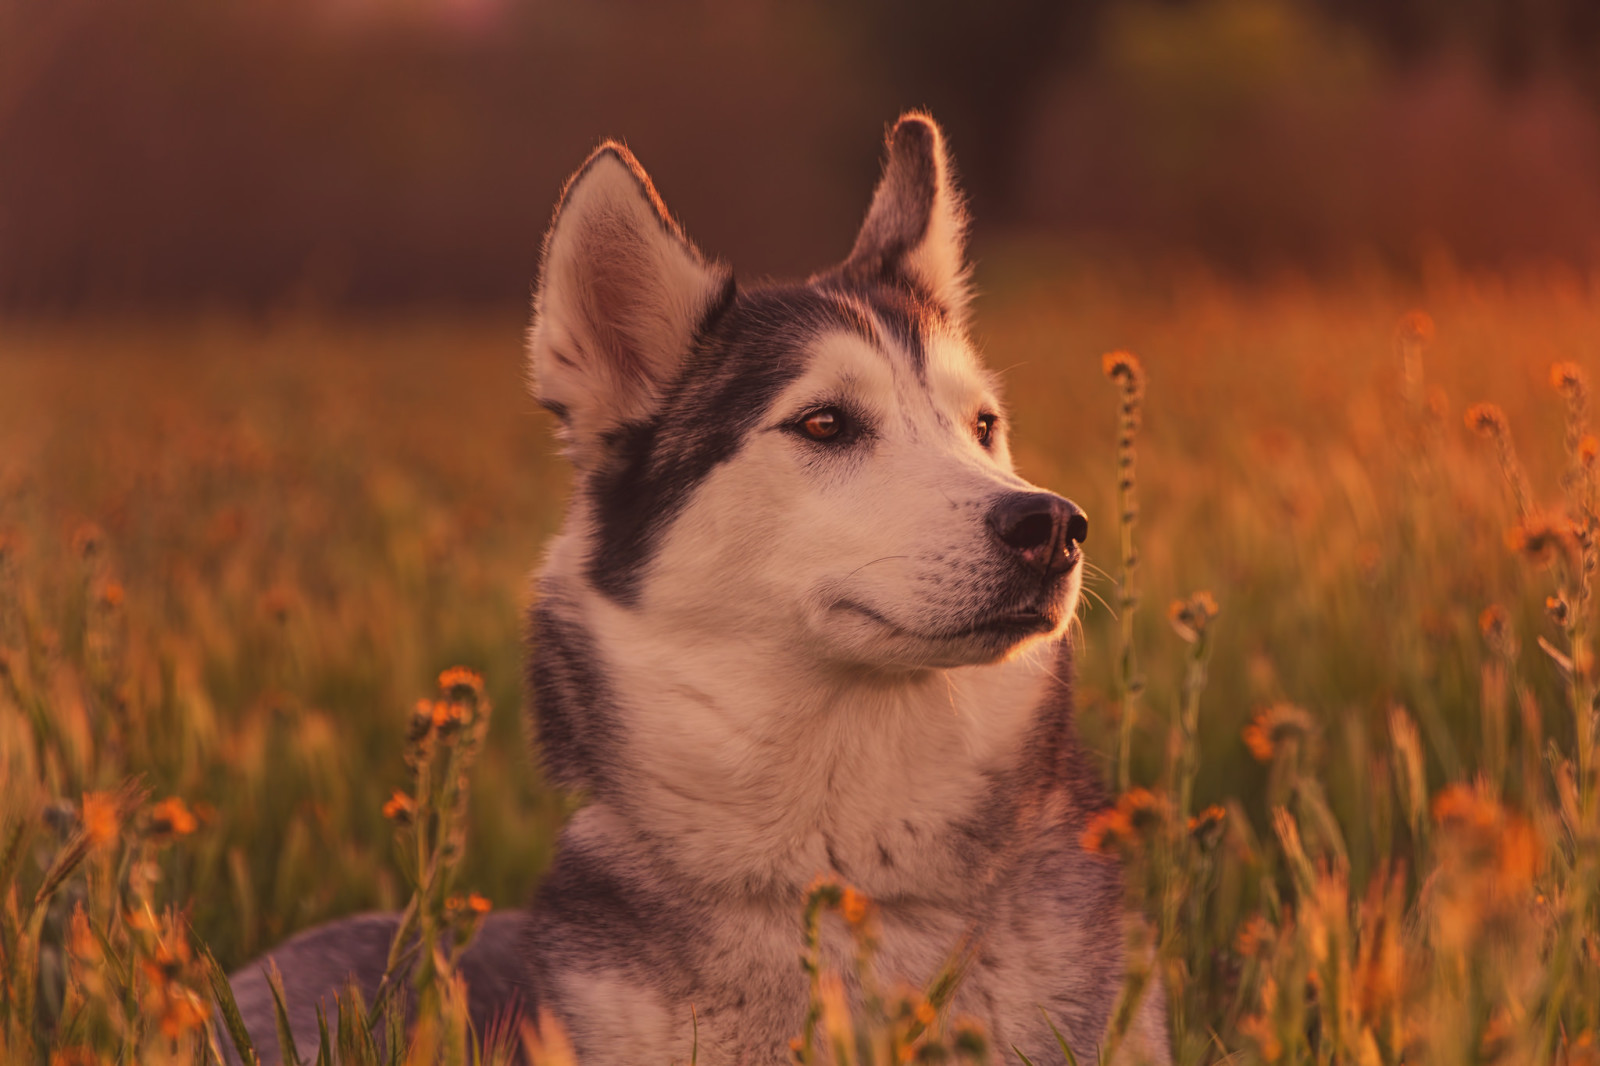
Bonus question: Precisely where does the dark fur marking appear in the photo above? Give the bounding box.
[526,839,704,1002]
[877,842,894,868]
[585,284,882,605]
[526,597,623,796]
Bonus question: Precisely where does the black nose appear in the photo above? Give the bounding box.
[987,492,1087,575]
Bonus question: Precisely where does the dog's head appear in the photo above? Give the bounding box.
[529,114,1085,671]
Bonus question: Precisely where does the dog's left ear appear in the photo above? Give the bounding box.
[834,112,970,320]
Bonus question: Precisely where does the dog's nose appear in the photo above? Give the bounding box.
[988,492,1087,575]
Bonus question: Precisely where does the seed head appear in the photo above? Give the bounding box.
[1396,309,1435,347]
[1478,605,1510,649]
[1101,350,1145,396]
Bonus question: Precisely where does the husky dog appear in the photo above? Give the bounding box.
[227,113,1169,1065]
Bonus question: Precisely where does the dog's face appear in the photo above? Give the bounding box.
[529,115,1085,670]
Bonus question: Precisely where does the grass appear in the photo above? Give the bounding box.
[1,262,1597,1063]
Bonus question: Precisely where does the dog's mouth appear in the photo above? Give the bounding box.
[834,598,1064,645]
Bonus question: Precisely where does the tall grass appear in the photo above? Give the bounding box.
[1,267,1597,1062]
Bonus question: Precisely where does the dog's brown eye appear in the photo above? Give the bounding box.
[975,413,998,447]
[801,408,845,441]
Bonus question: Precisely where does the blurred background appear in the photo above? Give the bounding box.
[4,0,1600,312]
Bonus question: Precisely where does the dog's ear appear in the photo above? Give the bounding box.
[529,143,732,464]
[836,112,970,319]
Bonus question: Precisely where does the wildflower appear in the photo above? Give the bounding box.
[1187,804,1226,846]
[446,893,492,915]
[1101,350,1145,393]
[1080,787,1165,856]
[1506,512,1581,569]
[1551,360,1587,397]
[149,796,198,837]
[100,580,124,608]
[1547,595,1570,626]
[439,666,485,699]
[81,791,119,846]
[1478,604,1510,645]
[382,789,416,825]
[1241,703,1316,763]
[1167,591,1219,643]
[431,698,468,735]
[1464,402,1509,439]
[840,885,871,927]
[1582,436,1600,468]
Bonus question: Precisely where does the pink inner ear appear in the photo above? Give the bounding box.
[571,212,652,398]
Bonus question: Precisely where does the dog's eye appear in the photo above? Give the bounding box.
[799,407,847,441]
[975,413,999,448]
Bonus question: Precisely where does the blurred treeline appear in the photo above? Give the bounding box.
[2,0,1599,310]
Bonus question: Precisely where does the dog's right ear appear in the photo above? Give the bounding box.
[529,144,732,466]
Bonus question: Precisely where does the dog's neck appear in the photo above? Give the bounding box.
[533,575,1077,905]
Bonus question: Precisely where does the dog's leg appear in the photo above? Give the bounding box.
[220,910,529,1065]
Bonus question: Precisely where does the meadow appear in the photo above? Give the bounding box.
[1,263,1596,1063]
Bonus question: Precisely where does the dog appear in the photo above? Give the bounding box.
[226,112,1169,1065]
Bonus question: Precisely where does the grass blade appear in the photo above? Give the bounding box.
[200,942,259,1066]
[265,959,303,1066]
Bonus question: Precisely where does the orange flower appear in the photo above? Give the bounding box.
[839,886,871,927]
[1187,804,1226,835]
[1101,350,1145,394]
[382,789,415,824]
[1478,605,1509,642]
[1168,591,1220,643]
[438,666,485,698]
[100,580,125,607]
[1081,788,1166,856]
[1464,402,1510,439]
[81,791,119,846]
[1581,435,1600,468]
[1506,513,1581,568]
[149,796,198,837]
[1242,703,1316,763]
[1551,360,1586,396]
[467,892,492,914]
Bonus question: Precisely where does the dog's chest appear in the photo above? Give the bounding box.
[684,868,1119,1064]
